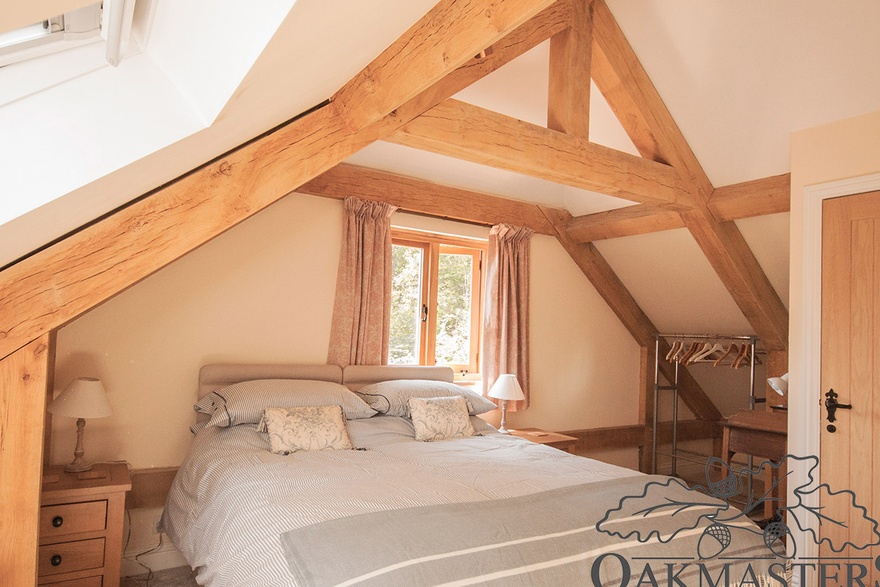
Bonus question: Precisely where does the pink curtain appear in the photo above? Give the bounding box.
[327,197,398,367]
[482,224,533,410]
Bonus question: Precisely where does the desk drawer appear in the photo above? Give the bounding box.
[40,501,107,540]
[39,538,105,577]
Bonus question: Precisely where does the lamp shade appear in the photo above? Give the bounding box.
[487,374,525,401]
[767,373,789,396]
[48,378,112,419]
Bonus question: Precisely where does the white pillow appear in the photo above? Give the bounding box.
[262,406,353,454]
[408,396,476,442]
[191,379,376,433]
[356,380,496,417]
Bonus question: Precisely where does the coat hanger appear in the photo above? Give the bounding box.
[731,343,750,368]
[692,342,725,364]
[713,342,738,367]
[686,342,713,364]
[679,341,702,364]
[665,340,682,362]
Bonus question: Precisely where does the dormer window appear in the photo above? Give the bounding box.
[0,3,102,68]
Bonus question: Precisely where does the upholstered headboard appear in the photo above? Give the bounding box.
[197,364,343,399]
[342,365,453,390]
[197,363,454,399]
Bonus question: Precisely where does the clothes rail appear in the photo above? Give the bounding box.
[652,333,760,486]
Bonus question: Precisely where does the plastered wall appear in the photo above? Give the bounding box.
[51,193,642,470]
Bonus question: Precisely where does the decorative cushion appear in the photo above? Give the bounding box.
[408,396,476,442]
[192,379,376,433]
[261,406,353,454]
[356,380,496,417]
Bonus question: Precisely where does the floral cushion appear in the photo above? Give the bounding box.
[261,405,353,454]
[408,396,475,442]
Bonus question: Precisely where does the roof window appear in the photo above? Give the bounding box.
[0,3,103,68]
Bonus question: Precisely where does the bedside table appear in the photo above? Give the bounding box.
[39,462,132,587]
[511,428,578,453]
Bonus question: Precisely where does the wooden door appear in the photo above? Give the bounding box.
[821,190,880,577]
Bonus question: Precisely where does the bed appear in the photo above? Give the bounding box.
[161,364,779,586]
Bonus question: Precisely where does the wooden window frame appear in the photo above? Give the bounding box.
[390,228,486,374]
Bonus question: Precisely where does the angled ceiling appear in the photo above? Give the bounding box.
[1,0,879,344]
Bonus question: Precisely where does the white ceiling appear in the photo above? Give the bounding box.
[3,0,880,336]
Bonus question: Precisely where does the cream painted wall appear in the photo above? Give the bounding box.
[788,108,880,450]
[52,194,643,470]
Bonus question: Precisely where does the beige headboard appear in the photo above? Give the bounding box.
[342,365,454,390]
[197,364,343,399]
[197,363,454,399]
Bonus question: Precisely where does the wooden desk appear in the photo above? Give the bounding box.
[721,410,787,518]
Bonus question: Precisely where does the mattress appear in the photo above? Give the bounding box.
[162,415,641,586]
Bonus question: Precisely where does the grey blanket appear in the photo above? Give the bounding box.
[280,475,776,587]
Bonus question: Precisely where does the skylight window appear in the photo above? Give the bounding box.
[0,4,103,68]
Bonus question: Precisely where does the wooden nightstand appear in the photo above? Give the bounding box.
[39,462,132,587]
[511,428,578,453]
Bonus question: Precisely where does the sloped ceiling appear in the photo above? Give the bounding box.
[2,0,880,336]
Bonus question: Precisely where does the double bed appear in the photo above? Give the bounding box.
[161,364,778,586]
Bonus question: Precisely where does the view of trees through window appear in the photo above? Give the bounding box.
[388,230,484,373]
[389,244,423,364]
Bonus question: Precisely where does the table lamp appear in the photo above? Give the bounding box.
[48,378,112,472]
[488,374,524,435]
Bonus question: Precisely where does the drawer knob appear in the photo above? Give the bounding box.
[52,516,64,528]
[50,554,62,567]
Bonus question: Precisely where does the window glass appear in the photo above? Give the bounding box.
[388,229,485,373]
[435,250,474,366]
[389,244,425,365]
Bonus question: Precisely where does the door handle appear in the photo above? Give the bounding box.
[824,389,852,423]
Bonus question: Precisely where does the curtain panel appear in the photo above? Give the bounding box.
[327,197,398,367]
[482,224,533,410]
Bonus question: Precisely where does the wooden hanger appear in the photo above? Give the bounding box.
[686,342,713,364]
[713,343,738,367]
[692,342,725,364]
[665,341,682,362]
[731,343,750,368]
[679,341,701,364]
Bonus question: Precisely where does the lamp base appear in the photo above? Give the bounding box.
[64,459,93,473]
[64,417,92,473]
[498,426,511,435]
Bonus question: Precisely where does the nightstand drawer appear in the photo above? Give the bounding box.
[41,577,103,587]
[40,501,107,540]
[38,538,105,577]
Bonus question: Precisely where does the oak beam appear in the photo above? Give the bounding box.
[591,0,789,350]
[390,99,691,207]
[681,207,789,350]
[332,0,556,132]
[541,206,722,420]
[567,204,685,242]
[0,334,52,584]
[0,0,556,361]
[547,0,592,137]
[561,420,721,453]
[708,173,791,222]
[298,164,556,235]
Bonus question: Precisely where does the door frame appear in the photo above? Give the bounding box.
[794,171,880,582]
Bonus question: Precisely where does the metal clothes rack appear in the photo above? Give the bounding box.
[651,333,759,481]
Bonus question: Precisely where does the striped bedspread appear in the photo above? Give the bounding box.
[280,477,771,587]
[163,415,775,586]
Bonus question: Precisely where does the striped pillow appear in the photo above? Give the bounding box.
[192,379,376,432]
[356,380,496,417]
